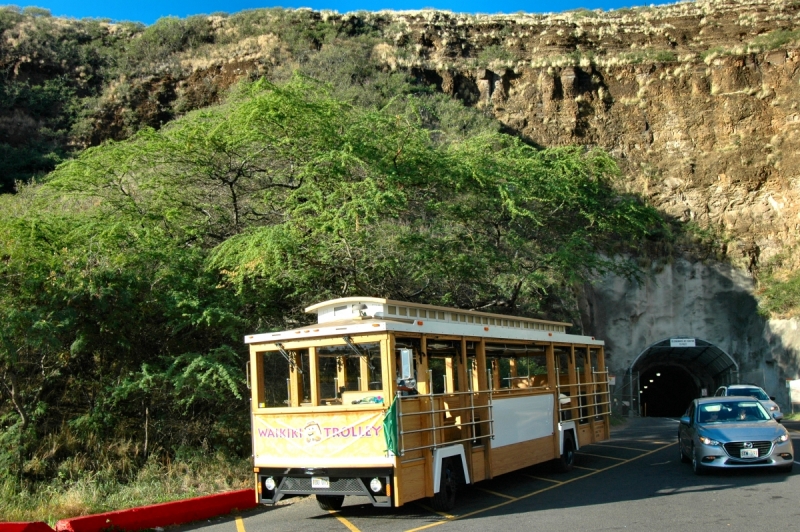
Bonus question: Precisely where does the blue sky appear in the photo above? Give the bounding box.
[13,1,680,25]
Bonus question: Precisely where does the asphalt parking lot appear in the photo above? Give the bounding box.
[174,417,800,532]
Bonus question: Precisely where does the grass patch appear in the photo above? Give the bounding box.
[747,29,800,52]
[0,452,251,525]
[757,251,800,319]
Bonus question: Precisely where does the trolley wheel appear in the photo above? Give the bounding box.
[316,494,345,511]
[431,459,457,511]
[557,435,576,472]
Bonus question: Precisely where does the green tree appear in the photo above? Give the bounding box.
[1,74,663,487]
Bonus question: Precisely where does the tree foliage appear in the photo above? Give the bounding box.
[0,74,664,487]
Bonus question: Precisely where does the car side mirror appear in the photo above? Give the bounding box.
[680,415,690,425]
[769,396,776,401]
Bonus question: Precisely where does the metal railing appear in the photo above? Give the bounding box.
[556,367,612,421]
[395,389,494,456]
[394,366,612,456]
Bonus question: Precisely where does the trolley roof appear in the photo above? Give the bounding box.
[245,297,603,347]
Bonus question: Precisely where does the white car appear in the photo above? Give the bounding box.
[714,384,783,422]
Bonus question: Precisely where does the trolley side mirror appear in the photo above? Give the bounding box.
[399,348,414,380]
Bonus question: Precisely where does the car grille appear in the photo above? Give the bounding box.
[723,441,772,457]
[282,477,365,494]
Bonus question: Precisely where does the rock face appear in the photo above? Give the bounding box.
[487,51,800,272]
[387,2,800,273]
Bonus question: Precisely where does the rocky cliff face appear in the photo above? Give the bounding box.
[379,0,800,274]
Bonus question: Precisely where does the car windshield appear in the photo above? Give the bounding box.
[697,401,770,423]
[729,387,769,400]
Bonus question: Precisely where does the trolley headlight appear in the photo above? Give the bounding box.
[265,477,276,491]
[369,478,382,493]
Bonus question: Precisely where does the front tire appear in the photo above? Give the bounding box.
[679,437,690,463]
[316,494,345,511]
[692,446,705,476]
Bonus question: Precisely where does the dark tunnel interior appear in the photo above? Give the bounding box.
[639,365,699,417]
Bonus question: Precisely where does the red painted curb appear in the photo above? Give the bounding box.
[53,489,257,532]
[0,524,56,532]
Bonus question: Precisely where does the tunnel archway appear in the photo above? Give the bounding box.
[622,337,739,417]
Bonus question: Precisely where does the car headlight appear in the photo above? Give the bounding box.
[770,405,779,411]
[699,436,721,446]
[776,433,789,443]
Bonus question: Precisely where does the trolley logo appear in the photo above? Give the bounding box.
[257,421,383,442]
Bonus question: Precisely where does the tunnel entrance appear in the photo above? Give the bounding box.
[617,337,739,418]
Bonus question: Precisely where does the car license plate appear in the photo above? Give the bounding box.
[311,476,330,489]
[740,448,758,458]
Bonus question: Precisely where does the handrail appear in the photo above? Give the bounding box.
[395,374,611,456]
[395,389,494,455]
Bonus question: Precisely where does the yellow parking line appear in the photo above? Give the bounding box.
[417,503,455,520]
[520,474,562,484]
[579,452,626,461]
[329,510,361,532]
[476,487,516,500]
[573,465,598,471]
[404,441,674,532]
[594,443,652,452]
[235,516,246,532]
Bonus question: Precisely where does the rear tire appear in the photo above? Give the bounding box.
[557,435,576,472]
[316,495,345,511]
[431,460,457,511]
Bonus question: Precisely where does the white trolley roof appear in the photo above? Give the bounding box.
[245,297,603,346]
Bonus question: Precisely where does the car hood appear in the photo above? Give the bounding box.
[699,422,786,441]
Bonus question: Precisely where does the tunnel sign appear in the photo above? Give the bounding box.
[670,338,696,347]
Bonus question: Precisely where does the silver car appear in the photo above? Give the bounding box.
[678,397,794,475]
[714,384,783,422]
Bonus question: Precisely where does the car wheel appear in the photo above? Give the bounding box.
[679,437,690,464]
[316,495,345,511]
[692,446,705,476]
